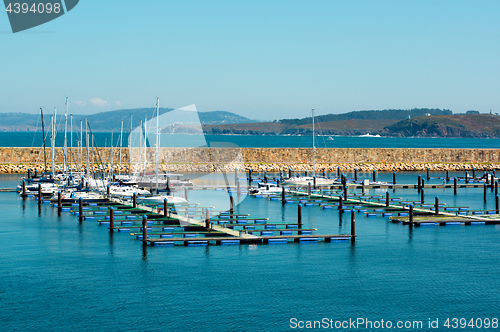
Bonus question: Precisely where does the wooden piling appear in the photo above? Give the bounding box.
[57,191,62,213]
[298,204,303,229]
[496,195,499,214]
[465,171,469,183]
[185,187,189,201]
[308,182,311,196]
[34,169,38,178]
[435,196,439,215]
[167,176,171,190]
[421,188,425,203]
[133,193,137,208]
[351,211,356,242]
[313,176,316,189]
[163,198,168,218]
[282,186,286,206]
[454,177,457,195]
[109,207,114,232]
[249,168,253,183]
[343,185,347,199]
[288,168,291,179]
[27,169,31,179]
[338,195,343,211]
[409,205,414,228]
[386,191,390,207]
[337,167,340,177]
[472,168,476,179]
[322,170,326,178]
[362,182,365,195]
[205,208,210,229]
[106,185,110,198]
[418,175,422,192]
[264,171,268,183]
[495,181,498,197]
[354,168,358,181]
[78,198,83,220]
[373,170,376,182]
[38,184,41,204]
[304,170,308,177]
[142,215,148,241]
[426,167,430,180]
[446,169,449,182]
[22,180,26,197]
[393,172,396,185]
[484,183,487,202]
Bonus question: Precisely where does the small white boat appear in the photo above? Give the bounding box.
[250,183,288,195]
[137,195,188,205]
[282,176,338,186]
[359,133,381,137]
[327,136,334,140]
[109,186,150,198]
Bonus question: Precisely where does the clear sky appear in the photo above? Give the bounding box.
[1,0,499,120]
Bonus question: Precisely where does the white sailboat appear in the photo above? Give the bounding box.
[282,108,337,186]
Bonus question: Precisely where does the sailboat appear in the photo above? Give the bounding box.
[282,109,337,186]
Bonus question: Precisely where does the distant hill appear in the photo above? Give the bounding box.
[279,108,452,126]
[0,108,258,132]
[383,114,500,137]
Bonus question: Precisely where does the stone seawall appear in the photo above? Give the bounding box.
[0,147,499,173]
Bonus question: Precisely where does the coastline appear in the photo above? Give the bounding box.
[0,147,498,173]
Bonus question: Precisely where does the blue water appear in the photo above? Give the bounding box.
[1,172,500,331]
[3,131,500,148]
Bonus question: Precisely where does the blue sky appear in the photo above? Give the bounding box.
[1,0,499,120]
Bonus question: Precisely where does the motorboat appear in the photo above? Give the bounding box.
[250,182,288,195]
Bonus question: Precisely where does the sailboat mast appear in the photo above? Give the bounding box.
[143,117,147,174]
[51,107,57,174]
[119,119,123,176]
[80,120,83,174]
[40,108,47,174]
[70,114,73,176]
[63,97,68,172]
[129,115,133,175]
[86,119,89,176]
[155,97,160,193]
[312,108,315,177]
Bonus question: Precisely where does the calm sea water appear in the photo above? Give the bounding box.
[1,172,500,331]
[2,131,500,148]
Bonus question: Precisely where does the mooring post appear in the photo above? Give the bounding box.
[454,177,458,195]
[166,176,171,191]
[38,183,42,204]
[495,181,498,197]
[486,173,490,186]
[354,168,358,181]
[343,185,347,199]
[465,171,469,183]
[313,176,316,189]
[230,195,234,216]
[337,167,340,177]
[446,169,449,182]
[249,168,253,183]
[34,169,38,178]
[57,191,62,213]
[386,191,390,207]
[78,197,83,220]
[109,207,114,232]
[106,185,110,198]
[418,175,422,192]
[205,208,210,229]
[351,211,356,242]
[304,170,308,177]
[308,182,311,196]
[484,183,487,202]
[421,179,425,189]
[472,168,476,179]
[393,172,396,185]
[133,193,137,208]
[426,167,430,180]
[22,180,26,197]
[409,205,414,228]
[27,168,31,179]
[373,170,376,182]
[67,177,71,187]
[163,198,168,218]
[421,188,425,203]
[264,171,268,183]
[362,182,365,195]
[435,196,439,215]
[280,171,283,182]
[282,186,286,206]
[338,195,343,211]
[493,169,496,179]
[496,195,499,214]
[288,168,291,179]
[298,204,303,230]
[142,215,148,241]
[322,170,326,178]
